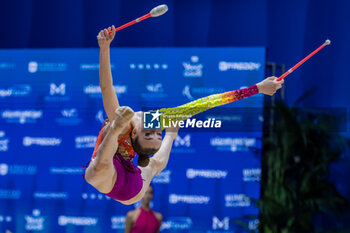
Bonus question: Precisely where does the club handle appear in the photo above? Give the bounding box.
[277,42,329,81]
[108,13,151,34]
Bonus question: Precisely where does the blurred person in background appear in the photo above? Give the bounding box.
[125,185,162,233]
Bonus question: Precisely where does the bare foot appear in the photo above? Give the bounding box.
[110,106,135,134]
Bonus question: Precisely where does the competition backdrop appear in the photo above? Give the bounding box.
[0,48,265,233]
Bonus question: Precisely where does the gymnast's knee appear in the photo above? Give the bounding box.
[84,162,111,185]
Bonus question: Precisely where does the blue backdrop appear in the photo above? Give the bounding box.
[0,47,265,232]
[1,0,349,108]
[1,0,350,230]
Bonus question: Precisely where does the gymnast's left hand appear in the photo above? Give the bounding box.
[257,76,284,96]
[97,25,116,49]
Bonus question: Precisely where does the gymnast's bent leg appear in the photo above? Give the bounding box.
[85,107,134,194]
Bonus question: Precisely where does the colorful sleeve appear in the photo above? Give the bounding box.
[159,84,259,122]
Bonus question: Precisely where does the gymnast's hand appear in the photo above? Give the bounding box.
[257,76,284,96]
[97,25,116,49]
[165,125,180,140]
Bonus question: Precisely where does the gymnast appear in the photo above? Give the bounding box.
[125,185,162,233]
[83,26,284,205]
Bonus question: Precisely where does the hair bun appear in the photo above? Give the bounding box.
[138,155,150,167]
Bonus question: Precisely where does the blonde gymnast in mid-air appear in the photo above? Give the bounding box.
[83,25,284,205]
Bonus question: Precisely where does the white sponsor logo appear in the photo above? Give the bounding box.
[0,163,37,175]
[114,85,127,94]
[0,139,9,151]
[0,131,7,151]
[161,217,192,230]
[23,137,62,146]
[58,216,98,226]
[182,85,194,100]
[80,63,115,70]
[243,168,261,182]
[183,56,203,77]
[84,85,127,96]
[130,63,168,70]
[1,110,42,124]
[169,194,210,204]
[212,216,230,230]
[146,83,163,93]
[210,137,256,152]
[50,83,66,95]
[0,189,21,199]
[174,134,191,147]
[80,63,100,70]
[28,61,67,73]
[0,215,12,222]
[97,85,126,94]
[28,61,38,73]
[153,170,171,183]
[141,84,167,99]
[219,61,261,71]
[0,85,31,97]
[75,136,97,149]
[50,167,84,175]
[82,193,109,200]
[34,192,68,199]
[0,164,8,175]
[186,169,228,179]
[171,134,195,154]
[182,85,225,100]
[0,89,11,97]
[61,108,77,117]
[83,85,101,94]
[95,110,105,123]
[25,209,45,231]
[225,194,251,207]
[111,216,126,229]
[57,109,82,126]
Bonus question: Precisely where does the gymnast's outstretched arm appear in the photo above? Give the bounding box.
[159,76,283,121]
[98,25,120,121]
[148,127,179,177]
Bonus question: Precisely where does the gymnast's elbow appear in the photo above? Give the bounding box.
[150,157,167,175]
[99,82,113,92]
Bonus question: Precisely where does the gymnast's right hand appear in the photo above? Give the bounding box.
[97,25,116,49]
[257,76,284,96]
[165,125,180,140]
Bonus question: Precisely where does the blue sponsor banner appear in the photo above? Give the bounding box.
[0,47,264,233]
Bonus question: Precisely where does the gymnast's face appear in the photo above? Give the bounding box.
[131,127,162,154]
[139,128,162,149]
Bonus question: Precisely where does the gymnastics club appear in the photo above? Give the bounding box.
[276,39,331,81]
[108,4,168,33]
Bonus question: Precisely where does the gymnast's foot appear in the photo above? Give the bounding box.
[110,106,135,134]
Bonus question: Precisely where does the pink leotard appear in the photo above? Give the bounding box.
[131,207,160,233]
